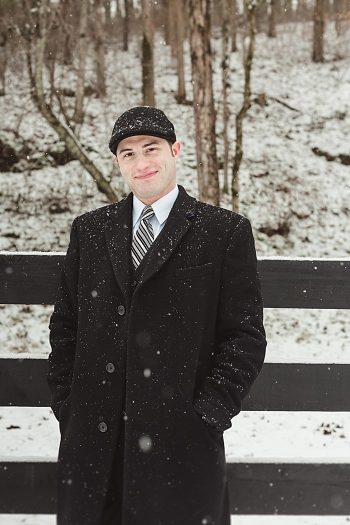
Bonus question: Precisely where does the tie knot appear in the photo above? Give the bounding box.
[141,205,155,221]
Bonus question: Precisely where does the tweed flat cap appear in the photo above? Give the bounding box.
[109,106,177,154]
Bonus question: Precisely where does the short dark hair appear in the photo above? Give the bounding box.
[167,140,176,156]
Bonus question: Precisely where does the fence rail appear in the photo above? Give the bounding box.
[1,359,350,411]
[0,461,349,515]
[1,253,350,516]
[1,253,349,308]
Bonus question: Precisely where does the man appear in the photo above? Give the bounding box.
[47,106,267,525]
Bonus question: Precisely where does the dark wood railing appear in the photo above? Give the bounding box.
[0,252,349,515]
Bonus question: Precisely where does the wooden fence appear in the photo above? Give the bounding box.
[0,252,349,516]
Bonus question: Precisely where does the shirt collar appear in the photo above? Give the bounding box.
[132,184,179,227]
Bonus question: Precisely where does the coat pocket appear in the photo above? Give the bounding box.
[174,262,214,279]
[176,383,222,438]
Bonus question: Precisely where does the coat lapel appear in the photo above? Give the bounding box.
[103,191,134,302]
[135,185,197,290]
[103,184,197,300]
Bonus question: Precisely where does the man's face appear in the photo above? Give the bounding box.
[114,135,181,205]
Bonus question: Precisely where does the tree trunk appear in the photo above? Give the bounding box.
[61,0,74,65]
[104,0,112,31]
[115,0,121,19]
[255,0,267,33]
[230,0,237,52]
[141,0,155,106]
[334,0,346,35]
[73,0,88,124]
[94,0,107,97]
[283,0,293,21]
[123,0,131,51]
[167,0,177,58]
[222,0,230,194]
[174,0,186,102]
[296,0,308,21]
[163,0,170,45]
[275,0,282,22]
[188,0,220,205]
[24,0,118,203]
[0,29,7,96]
[312,0,325,63]
[268,0,277,37]
[231,0,258,212]
[324,0,332,18]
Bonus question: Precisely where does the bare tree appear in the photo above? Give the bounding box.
[230,0,238,52]
[163,0,170,45]
[221,0,230,193]
[283,0,293,21]
[167,0,177,58]
[274,0,282,22]
[73,0,88,124]
[312,0,325,62]
[0,27,7,96]
[104,0,112,31]
[324,0,332,18]
[60,0,74,65]
[21,0,118,203]
[255,0,267,32]
[188,0,220,205]
[123,0,132,51]
[93,0,107,97]
[296,0,309,21]
[0,0,11,96]
[334,0,346,35]
[141,0,155,105]
[231,0,259,212]
[174,0,186,102]
[46,15,59,107]
[268,0,277,37]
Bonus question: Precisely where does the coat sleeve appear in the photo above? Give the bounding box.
[47,217,80,421]
[193,216,267,432]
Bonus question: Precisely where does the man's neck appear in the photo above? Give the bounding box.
[136,184,177,206]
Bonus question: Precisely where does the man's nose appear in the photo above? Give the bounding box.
[134,154,150,171]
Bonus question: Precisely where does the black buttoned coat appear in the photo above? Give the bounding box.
[47,184,267,525]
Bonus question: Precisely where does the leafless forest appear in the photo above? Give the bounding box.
[1,0,349,210]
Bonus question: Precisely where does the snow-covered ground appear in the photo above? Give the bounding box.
[1,17,350,523]
[1,408,350,462]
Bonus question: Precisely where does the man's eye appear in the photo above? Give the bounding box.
[124,152,133,158]
[146,147,157,153]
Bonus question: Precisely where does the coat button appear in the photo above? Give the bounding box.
[98,421,108,432]
[117,305,125,315]
[106,362,115,373]
[131,280,137,287]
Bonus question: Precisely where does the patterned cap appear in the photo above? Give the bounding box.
[109,106,177,154]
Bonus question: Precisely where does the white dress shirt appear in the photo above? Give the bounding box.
[132,184,179,241]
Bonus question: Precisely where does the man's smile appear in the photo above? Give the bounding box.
[135,171,158,180]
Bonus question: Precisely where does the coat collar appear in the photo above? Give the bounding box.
[103,184,197,301]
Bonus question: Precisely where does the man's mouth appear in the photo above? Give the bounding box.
[136,171,157,180]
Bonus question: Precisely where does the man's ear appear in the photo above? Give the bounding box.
[172,141,181,159]
[112,153,119,167]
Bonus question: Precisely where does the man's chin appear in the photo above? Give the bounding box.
[133,185,161,203]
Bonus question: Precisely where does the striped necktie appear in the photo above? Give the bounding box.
[131,205,155,268]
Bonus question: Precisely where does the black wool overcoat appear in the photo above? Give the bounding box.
[47,183,267,525]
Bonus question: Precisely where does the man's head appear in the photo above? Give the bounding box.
[109,106,181,205]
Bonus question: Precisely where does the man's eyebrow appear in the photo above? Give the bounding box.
[143,141,160,147]
[118,141,160,155]
[118,147,132,154]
